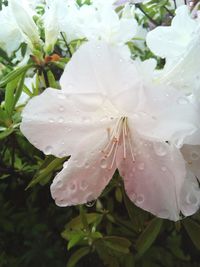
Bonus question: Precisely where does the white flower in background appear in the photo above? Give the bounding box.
[146,5,200,95]
[10,0,41,51]
[21,42,200,221]
[43,0,65,53]
[0,5,23,56]
[59,0,138,57]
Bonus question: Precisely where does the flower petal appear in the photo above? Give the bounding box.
[50,133,117,206]
[60,41,141,97]
[132,86,199,147]
[116,130,199,221]
[181,145,200,181]
[21,88,118,158]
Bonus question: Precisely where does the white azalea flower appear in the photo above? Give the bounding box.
[146,5,200,94]
[59,0,138,57]
[20,42,200,221]
[10,0,41,51]
[43,0,65,53]
[0,5,23,56]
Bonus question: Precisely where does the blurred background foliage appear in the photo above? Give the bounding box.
[1,0,200,266]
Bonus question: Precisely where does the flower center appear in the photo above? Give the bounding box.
[101,117,135,170]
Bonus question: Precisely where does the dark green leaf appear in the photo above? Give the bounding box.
[182,218,200,250]
[67,247,90,267]
[136,218,163,255]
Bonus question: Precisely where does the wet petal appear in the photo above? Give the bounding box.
[50,132,117,206]
[116,130,198,221]
[132,86,199,147]
[181,145,200,181]
[21,88,117,158]
[60,41,141,98]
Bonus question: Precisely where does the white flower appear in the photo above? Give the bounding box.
[0,5,23,56]
[20,42,200,221]
[10,0,41,51]
[43,0,67,53]
[59,0,138,57]
[146,5,200,94]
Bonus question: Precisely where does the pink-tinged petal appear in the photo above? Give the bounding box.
[60,41,141,98]
[181,145,200,181]
[50,133,117,206]
[179,169,200,216]
[116,129,199,221]
[132,86,199,147]
[21,88,118,158]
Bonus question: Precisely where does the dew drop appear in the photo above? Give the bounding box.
[85,162,89,168]
[44,146,53,155]
[58,117,64,123]
[100,158,107,169]
[138,162,145,171]
[82,117,91,123]
[86,200,96,207]
[69,182,76,192]
[153,142,167,157]
[59,106,65,112]
[57,93,66,100]
[186,193,198,205]
[157,209,170,218]
[161,166,167,172]
[136,194,144,204]
[191,151,199,161]
[80,180,88,191]
[49,118,54,123]
[177,97,189,105]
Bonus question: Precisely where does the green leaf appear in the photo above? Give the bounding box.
[0,127,14,139]
[103,236,131,254]
[13,72,26,107]
[26,157,66,189]
[182,218,200,250]
[65,213,103,231]
[67,232,85,250]
[136,217,163,255]
[4,78,19,116]
[47,70,58,88]
[0,64,34,87]
[67,247,90,267]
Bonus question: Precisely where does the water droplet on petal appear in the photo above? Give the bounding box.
[86,200,96,207]
[49,118,54,123]
[186,193,198,205]
[177,97,189,105]
[153,142,167,157]
[44,146,53,155]
[57,93,66,100]
[157,209,170,218]
[191,151,199,161]
[80,180,88,191]
[59,106,65,112]
[136,194,144,204]
[138,162,145,171]
[82,117,91,123]
[85,162,89,168]
[100,158,107,169]
[69,182,76,192]
[161,166,167,172]
[58,117,64,123]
